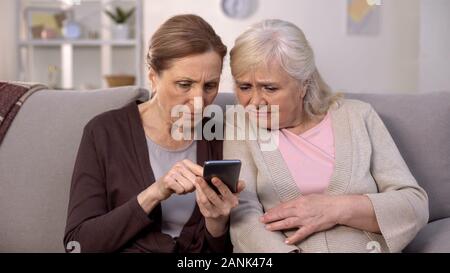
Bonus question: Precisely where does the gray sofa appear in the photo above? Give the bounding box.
[0,86,449,253]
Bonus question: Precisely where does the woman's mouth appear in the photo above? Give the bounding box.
[182,111,203,119]
[247,110,271,117]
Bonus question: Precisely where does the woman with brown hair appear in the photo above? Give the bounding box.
[64,14,244,253]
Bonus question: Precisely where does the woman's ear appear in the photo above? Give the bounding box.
[298,82,307,100]
[148,69,159,93]
[300,79,310,99]
[300,87,306,99]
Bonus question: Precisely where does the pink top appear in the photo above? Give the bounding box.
[278,112,335,195]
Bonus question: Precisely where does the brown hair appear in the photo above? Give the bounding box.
[147,14,227,74]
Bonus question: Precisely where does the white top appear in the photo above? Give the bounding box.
[146,136,197,238]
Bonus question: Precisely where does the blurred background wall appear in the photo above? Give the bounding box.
[1,0,449,94]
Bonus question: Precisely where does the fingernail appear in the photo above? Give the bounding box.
[285,239,290,244]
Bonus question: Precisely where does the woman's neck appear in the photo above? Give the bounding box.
[139,99,194,150]
[286,112,325,135]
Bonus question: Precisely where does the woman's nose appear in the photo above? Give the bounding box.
[249,91,266,107]
[189,92,205,110]
[190,85,204,98]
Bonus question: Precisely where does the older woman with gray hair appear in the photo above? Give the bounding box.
[225,19,429,253]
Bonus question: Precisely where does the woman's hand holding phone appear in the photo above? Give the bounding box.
[193,176,245,237]
[138,158,245,236]
[183,159,245,236]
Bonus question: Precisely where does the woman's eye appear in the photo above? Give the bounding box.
[264,86,278,92]
[204,83,218,92]
[177,82,191,90]
[239,85,251,91]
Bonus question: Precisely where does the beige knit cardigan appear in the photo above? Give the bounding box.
[224,99,429,253]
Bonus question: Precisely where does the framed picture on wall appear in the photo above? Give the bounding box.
[25,7,68,40]
[347,0,381,35]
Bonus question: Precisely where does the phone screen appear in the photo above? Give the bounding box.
[203,160,241,193]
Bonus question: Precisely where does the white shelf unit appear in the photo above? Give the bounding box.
[16,0,144,90]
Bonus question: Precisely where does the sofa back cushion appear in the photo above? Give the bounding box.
[344,92,450,222]
[0,86,148,252]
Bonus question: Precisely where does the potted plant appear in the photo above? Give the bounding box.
[104,6,135,40]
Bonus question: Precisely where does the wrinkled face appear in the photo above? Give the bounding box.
[149,51,222,126]
[233,60,306,130]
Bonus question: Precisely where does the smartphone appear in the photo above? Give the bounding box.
[203,160,242,193]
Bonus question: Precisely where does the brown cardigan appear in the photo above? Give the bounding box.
[63,101,230,253]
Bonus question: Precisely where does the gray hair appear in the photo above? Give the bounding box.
[230,19,341,119]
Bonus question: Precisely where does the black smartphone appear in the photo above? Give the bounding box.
[203,160,242,193]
